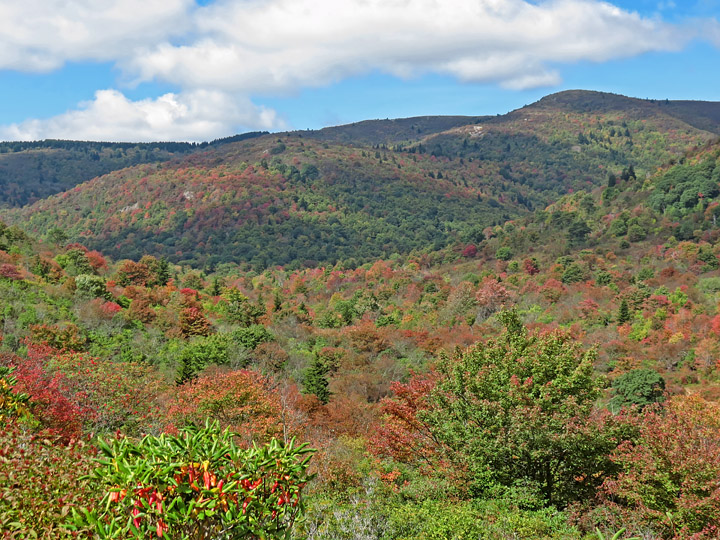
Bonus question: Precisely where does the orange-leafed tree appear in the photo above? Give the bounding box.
[167,367,283,446]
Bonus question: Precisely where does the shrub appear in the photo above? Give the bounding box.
[602,395,720,538]
[609,369,665,412]
[74,421,314,539]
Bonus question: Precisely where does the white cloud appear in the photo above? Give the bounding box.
[125,0,694,92]
[0,0,193,71]
[0,89,284,142]
[1,0,718,141]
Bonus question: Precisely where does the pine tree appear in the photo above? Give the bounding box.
[175,355,197,386]
[303,356,330,404]
[156,257,171,286]
[617,298,631,324]
[211,276,223,296]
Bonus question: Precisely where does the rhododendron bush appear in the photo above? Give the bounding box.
[74,421,314,540]
[0,420,99,539]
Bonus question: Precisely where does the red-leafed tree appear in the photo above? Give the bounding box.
[373,370,441,465]
[601,395,720,539]
[475,276,512,320]
[461,244,478,258]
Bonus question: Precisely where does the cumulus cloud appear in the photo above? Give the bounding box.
[0,89,284,142]
[1,0,718,141]
[125,0,694,92]
[0,0,193,71]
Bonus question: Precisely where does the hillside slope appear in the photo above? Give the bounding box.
[0,133,267,207]
[8,90,720,269]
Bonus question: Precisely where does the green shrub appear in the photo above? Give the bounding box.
[609,369,665,411]
[495,247,513,261]
[74,421,314,539]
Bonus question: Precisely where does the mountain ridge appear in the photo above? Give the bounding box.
[6,89,720,270]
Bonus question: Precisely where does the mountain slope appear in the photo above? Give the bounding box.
[10,138,511,269]
[300,115,488,145]
[7,90,720,270]
[0,133,267,208]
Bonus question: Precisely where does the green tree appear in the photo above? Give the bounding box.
[609,369,665,412]
[74,274,112,300]
[567,219,591,246]
[303,355,331,404]
[495,246,513,261]
[422,310,612,506]
[626,224,647,243]
[561,262,587,284]
[156,257,171,286]
[617,299,631,324]
[56,249,94,277]
[47,226,69,246]
[222,288,264,327]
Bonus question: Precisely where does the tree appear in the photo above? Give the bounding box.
[561,262,587,284]
[617,299,631,325]
[609,369,665,412]
[179,307,212,337]
[461,244,478,258]
[47,226,69,246]
[626,224,647,243]
[495,246,513,261]
[303,355,331,404]
[475,277,512,320]
[115,260,153,287]
[156,256,171,286]
[222,288,264,327]
[567,218,591,246]
[168,368,282,444]
[382,310,614,506]
[74,274,112,300]
[523,257,540,276]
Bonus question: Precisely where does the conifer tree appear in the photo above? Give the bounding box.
[617,298,631,324]
[303,356,331,404]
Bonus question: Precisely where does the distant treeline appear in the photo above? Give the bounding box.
[0,131,269,154]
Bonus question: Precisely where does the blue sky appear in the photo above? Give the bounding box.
[0,0,719,141]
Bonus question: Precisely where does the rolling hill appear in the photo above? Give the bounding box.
[7,90,720,269]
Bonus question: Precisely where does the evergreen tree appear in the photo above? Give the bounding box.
[156,257,171,286]
[211,276,223,296]
[303,355,331,404]
[617,298,631,324]
[175,355,197,386]
[567,219,591,246]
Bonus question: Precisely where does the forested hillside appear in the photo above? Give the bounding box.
[0,132,267,207]
[3,126,720,538]
[7,91,720,270]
